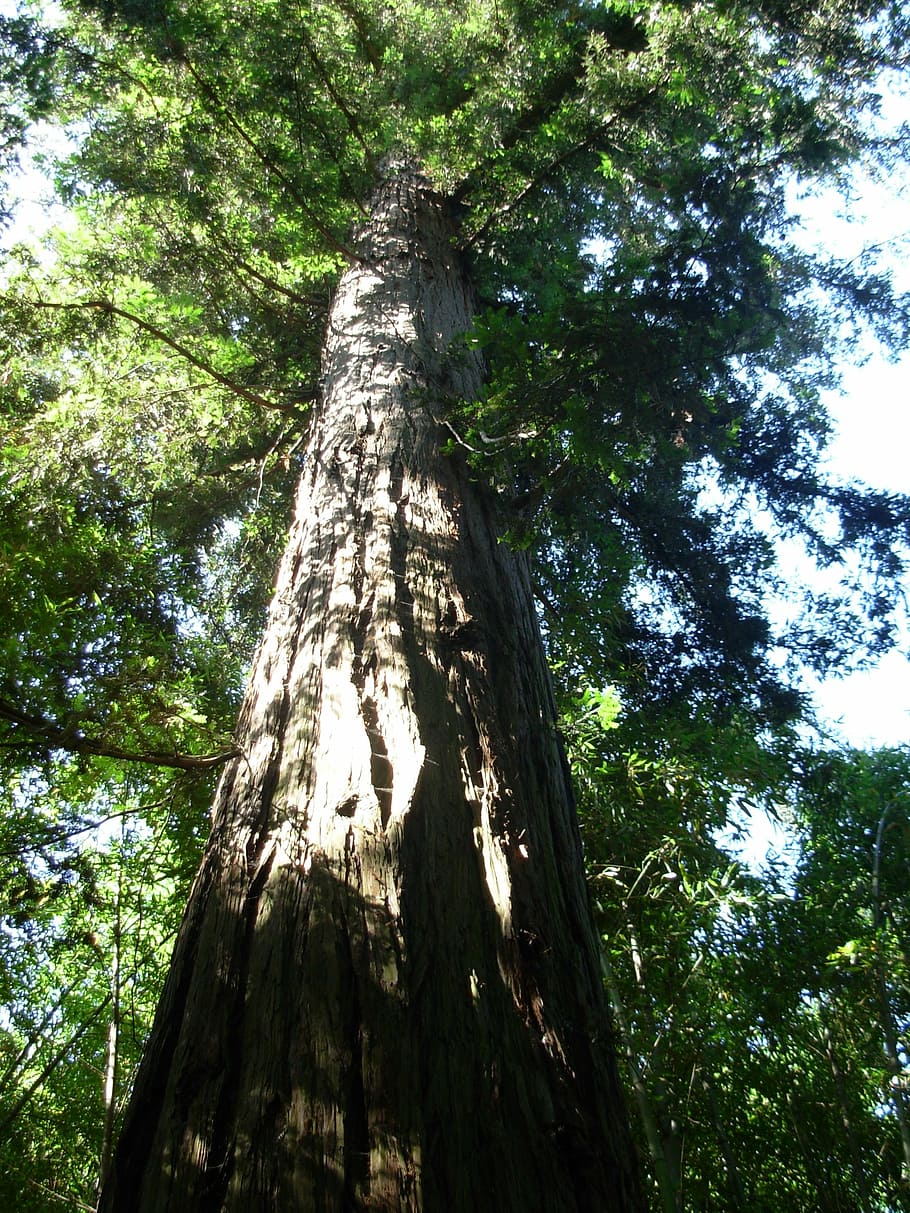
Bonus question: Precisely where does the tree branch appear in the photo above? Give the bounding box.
[0,807,157,858]
[15,294,296,414]
[175,48,362,265]
[465,87,662,248]
[0,994,113,1141]
[328,0,384,71]
[26,1180,97,1212]
[297,23,375,169]
[0,697,240,772]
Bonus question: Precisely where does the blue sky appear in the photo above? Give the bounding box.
[791,145,910,749]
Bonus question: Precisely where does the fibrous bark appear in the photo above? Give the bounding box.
[99,166,642,1213]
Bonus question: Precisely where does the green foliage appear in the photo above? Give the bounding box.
[7,0,906,736]
[0,764,208,1209]
[0,10,66,224]
[573,687,910,1209]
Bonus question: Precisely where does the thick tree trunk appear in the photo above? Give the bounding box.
[99,167,642,1213]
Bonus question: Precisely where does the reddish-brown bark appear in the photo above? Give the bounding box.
[99,167,642,1213]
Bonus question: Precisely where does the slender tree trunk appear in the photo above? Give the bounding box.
[98,879,122,1194]
[601,948,680,1213]
[98,167,642,1212]
[820,1022,872,1213]
[615,917,683,1210]
[699,1062,745,1210]
[785,1092,839,1213]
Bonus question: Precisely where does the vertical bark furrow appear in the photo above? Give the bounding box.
[338,908,371,1207]
[361,696,393,828]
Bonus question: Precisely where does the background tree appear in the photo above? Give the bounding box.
[574,694,910,1210]
[2,0,910,1208]
[0,762,205,1210]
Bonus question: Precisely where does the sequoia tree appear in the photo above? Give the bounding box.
[95,164,644,1211]
[2,0,910,1209]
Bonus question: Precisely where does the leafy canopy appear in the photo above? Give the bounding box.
[5,0,908,742]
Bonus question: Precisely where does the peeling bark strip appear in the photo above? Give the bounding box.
[99,167,642,1213]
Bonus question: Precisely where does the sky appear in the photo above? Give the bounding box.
[726,155,910,868]
[791,159,910,751]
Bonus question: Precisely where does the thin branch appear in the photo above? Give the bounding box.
[176,49,362,264]
[26,1180,96,1213]
[0,697,241,772]
[467,129,607,248]
[0,807,152,858]
[227,250,322,306]
[0,985,74,1094]
[0,995,112,1141]
[16,294,294,414]
[435,415,480,453]
[328,0,384,71]
[297,23,375,169]
[465,88,662,248]
[533,580,561,620]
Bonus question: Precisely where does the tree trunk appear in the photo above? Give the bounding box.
[98,872,122,1195]
[601,948,680,1213]
[98,166,642,1213]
